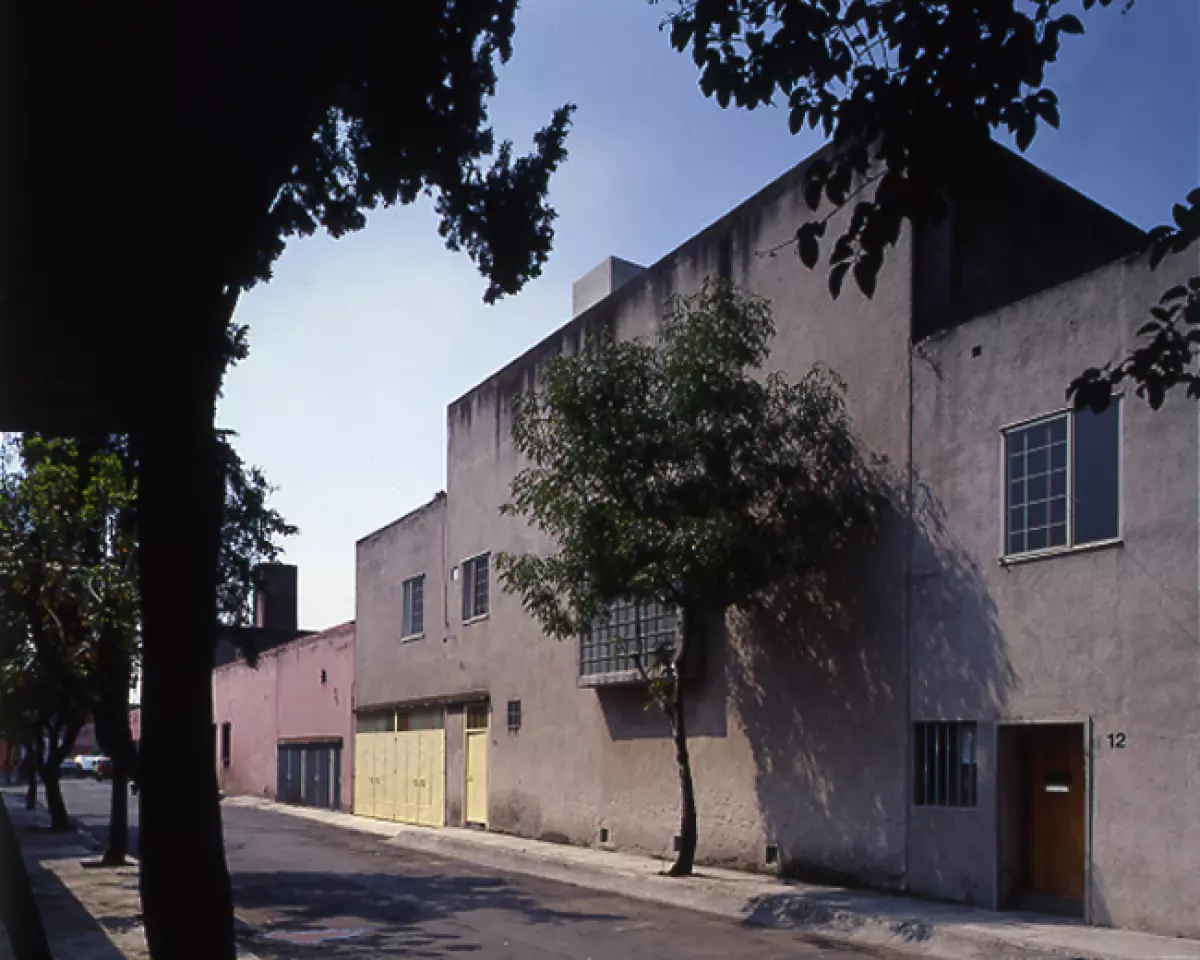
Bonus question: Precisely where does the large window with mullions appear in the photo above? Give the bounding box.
[1003,402,1120,559]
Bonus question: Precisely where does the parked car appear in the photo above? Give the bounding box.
[59,758,82,778]
[95,757,113,780]
[75,755,104,777]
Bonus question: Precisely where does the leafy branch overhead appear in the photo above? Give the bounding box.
[662,0,1200,411]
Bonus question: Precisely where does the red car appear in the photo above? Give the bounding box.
[95,757,113,780]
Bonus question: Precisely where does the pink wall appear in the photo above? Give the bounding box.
[211,621,355,809]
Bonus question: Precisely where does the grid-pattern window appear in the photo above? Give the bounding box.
[580,600,677,678]
[220,722,232,768]
[462,553,490,621]
[1006,415,1069,555]
[402,575,425,638]
[506,700,521,733]
[1004,403,1120,558]
[914,722,977,807]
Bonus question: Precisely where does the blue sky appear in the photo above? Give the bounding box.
[219,0,1200,630]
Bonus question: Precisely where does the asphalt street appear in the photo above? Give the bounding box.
[56,779,906,959]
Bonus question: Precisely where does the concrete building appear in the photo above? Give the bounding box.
[354,142,1199,937]
[211,567,355,810]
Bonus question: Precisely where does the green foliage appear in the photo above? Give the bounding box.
[660,0,1198,409]
[215,432,299,628]
[0,437,134,756]
[498,278,879,645]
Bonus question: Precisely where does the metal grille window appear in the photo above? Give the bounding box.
[1004,403,1120,558]
[462,553,490,620]
[580,599,677,679]
[220,722,232,768]
[506,699,521,732]
[914,722,977,808]
[402,575,425,638]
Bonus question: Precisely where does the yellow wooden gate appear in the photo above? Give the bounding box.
[354,729,445,827]
[464,704,489,827]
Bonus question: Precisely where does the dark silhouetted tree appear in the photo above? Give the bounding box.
[13,6,573,957]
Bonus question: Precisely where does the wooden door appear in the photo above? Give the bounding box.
[465,728,489,826]
[353,734,375,818]
[1027,725,1085,900]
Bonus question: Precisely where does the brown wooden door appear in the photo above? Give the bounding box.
[1026,725,1085,900]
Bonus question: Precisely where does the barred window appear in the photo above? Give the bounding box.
[914,721,977,808]
[580,600,677,679]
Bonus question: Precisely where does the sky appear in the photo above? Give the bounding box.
[219,0,1200,631]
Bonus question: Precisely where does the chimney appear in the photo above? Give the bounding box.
[571,257,645,317]
[253,563,298,632]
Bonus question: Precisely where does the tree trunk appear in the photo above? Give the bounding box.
[94,623,136,866]
[22,747,37,810]
[667,604,701,878]
[667,684,698,877]
[102,764,129,866]
[0,791,53,960]
[41,768,70,832]
[133,404,234,960]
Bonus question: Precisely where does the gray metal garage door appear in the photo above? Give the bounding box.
[276,741,341,811]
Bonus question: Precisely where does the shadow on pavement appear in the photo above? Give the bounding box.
[232,870,628,958]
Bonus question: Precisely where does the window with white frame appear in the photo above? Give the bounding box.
[1003,402,1120,558]
[580,599,677,680]
[401,574,425,638]
[461,553,490,621]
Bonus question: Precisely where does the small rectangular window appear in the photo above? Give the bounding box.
[397,707,444,731]
[462,553,490,621]
[220,722,232,768]
[356,710,396,733]
[914,722,976,807]
[506,699,521,733]
[465,703,489,731]
[402,575,425,638]
[1003,402,1120,558]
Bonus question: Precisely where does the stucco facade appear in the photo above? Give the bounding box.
[355,142,1199,937]
[212,621,355,810]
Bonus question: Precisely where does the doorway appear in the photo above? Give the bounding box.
[464,702,489,828]
[997,723,1087,917]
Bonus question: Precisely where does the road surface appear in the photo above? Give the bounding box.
[59,779,905,959]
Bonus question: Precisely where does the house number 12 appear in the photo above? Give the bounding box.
[1107,732,1127,749]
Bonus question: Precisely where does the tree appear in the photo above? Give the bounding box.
[14,7,574,956]
[498,279,878,875]
[0,437,111,831]
[656,0,1198,409]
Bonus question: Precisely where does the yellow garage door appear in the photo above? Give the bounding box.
[353,723,444,827]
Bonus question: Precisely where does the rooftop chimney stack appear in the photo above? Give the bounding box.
[571,257,645,317]
[253,563,298,632]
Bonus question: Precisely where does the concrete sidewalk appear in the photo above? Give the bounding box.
[223,794,1200,960]
[1,791,261,960]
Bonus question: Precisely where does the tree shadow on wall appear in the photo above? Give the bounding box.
[729,471,1015,890]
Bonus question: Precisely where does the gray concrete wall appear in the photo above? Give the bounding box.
[909,250,1200,935]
